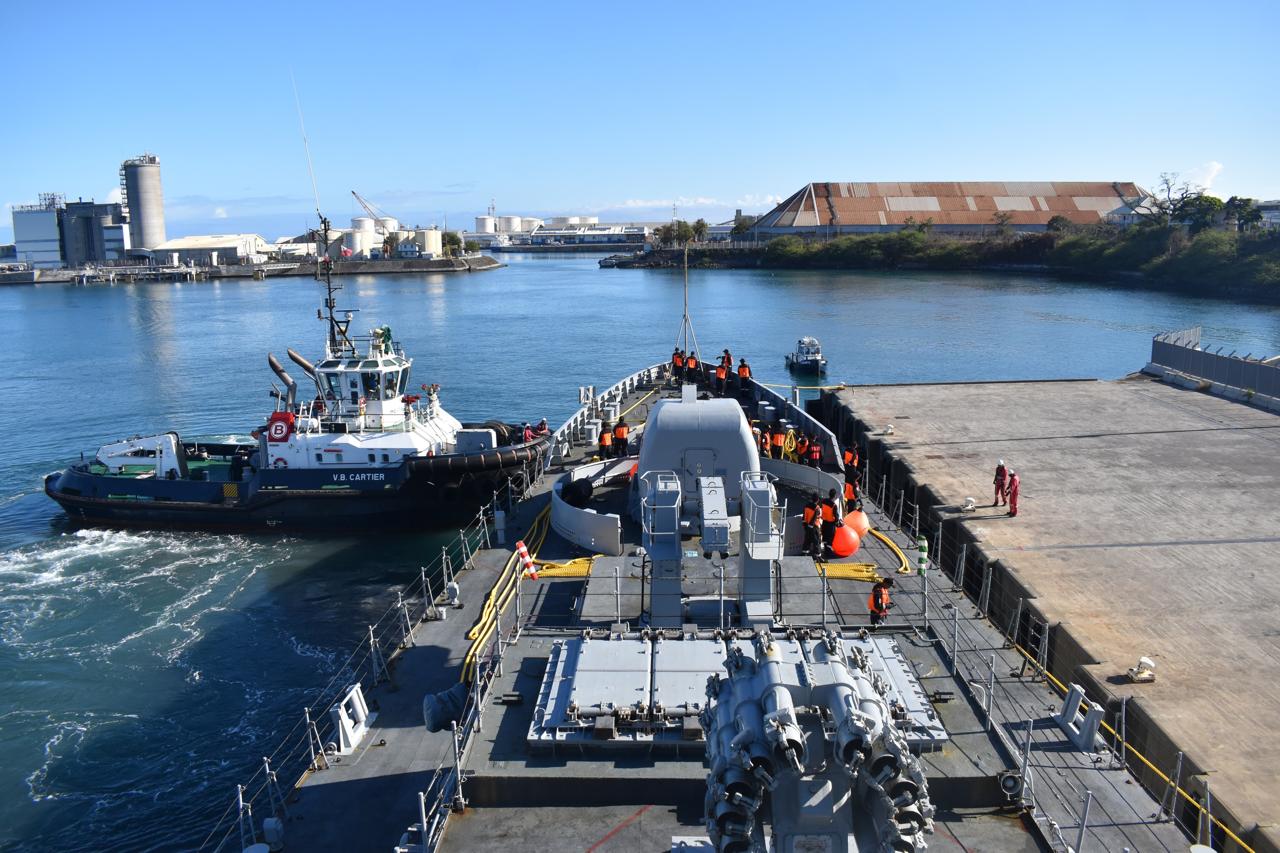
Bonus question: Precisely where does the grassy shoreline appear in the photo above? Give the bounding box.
[624,226,1280,294]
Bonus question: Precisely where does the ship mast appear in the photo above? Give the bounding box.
[314,216,353,356]
[674,243,701,360]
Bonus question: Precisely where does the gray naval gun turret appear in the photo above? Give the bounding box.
[703,631,934,853]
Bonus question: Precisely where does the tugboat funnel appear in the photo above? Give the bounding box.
[267,352,297,408]
[286,348,317,380]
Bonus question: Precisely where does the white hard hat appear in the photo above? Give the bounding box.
[998,459,1005,466]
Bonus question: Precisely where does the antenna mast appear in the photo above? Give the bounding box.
[674,244,700,360]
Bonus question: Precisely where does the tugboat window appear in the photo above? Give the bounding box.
[362,373,380,397]
[381,453,390,463]
[368,453,375,462]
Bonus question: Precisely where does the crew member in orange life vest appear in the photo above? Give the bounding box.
[715,363,727,396]
[736,358,752,399]
[807,438,822,468]
[820,489,840,555]
[868,578,894,627]
[685,352,699,383]
[598,421,614,459]
[672,349,685,383]
[613,419,629,456]
[802,497,823,558]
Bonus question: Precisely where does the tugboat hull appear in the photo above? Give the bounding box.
[45,442,545,533]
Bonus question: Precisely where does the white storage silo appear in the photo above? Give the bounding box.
[415,228,443,257]
[120,153,166,249]
[566,216,581,225]
[548,217,569,227]
[497,215,521,233]
[377,216,399,234]
[475,215,496,233]
[352,216,376,232]
[522,217,543,231]
[581,216,599,225]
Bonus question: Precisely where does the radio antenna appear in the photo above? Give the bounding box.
[290,68,321,216]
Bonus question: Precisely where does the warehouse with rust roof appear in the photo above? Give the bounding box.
[753,181,1151,236]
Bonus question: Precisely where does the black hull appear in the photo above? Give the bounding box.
[45,440,546,533]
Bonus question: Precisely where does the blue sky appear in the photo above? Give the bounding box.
[3,1,1278,242]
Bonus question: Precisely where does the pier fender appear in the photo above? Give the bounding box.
[423,682,469,732]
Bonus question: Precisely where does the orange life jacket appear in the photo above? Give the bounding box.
[808,443,821,461]
[795,437,810,455]
[599,430,613,447]
[673,354,684,367]
[716,366,726,380]
[868,585,890,613]
[844,481,856,502]
[820,500,836,523]
[843,448,855,466]
[687,356,698,370]
[738,364,751,378]
[803,505,820,526]
[613,424,628,440]
[771,431,785,446]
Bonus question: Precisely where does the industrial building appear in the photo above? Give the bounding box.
[12,194,65,268]
[120,153,166,249]
[8,153,169,269]
[527,223,650,245]
[151,234,270,266]
[751,181,1152,236]
[343,217,445,259]
[60,200,131,266]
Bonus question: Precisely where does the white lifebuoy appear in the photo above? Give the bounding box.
[272,457,288,469]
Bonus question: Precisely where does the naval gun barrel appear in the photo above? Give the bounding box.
[267,352,297,408]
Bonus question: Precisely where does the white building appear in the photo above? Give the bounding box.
[152,234,271,266]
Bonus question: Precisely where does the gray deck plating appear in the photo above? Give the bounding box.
[275,376,1193,853]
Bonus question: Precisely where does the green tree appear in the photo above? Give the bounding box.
[464,240,480,253]
[691,218,709,242]
[1181,195,1225,234]
[656,223,676,246]
[731,219,752,236]
[674,220,695,245]
[1046,215,1074,233]
[1224,196,1263,232]
[992,211,1015,239]
[382,232,398,258]
[441,231,462,257]
[1139,173,1209,228]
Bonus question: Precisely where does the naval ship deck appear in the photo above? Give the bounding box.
[217,367,1195,853]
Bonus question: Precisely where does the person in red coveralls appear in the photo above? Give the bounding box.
[993,459,1008,507]
[1006,470,1021,517]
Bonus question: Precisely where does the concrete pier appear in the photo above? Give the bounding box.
[819,375,1280,852]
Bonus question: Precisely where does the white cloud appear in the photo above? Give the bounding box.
[612,196,725,209]
[1184,161,1224,192]
[213,207,228,219]
[734,193,783,210]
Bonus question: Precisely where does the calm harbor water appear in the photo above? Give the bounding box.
[3,253,1280,850]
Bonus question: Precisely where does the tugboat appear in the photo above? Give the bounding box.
[785,335,828,374]
[44,217,547,532]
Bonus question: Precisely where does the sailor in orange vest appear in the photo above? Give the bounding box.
[721,349,733,370]
[672,349,685,384]
[794,434,810,463]
[598,421,614,459]
[868,578,894,627]
[612,419,629,456]
[819,488,840,555]
[807,438,822,468]
[715,363,727,396]
[685,352,699,384]
[802,497,823,558]
[736,358,752,399]
[1006,470,1021,517]
[757,428,770,457]
[842,445,859,473]
[843,478,857,504]
[770,425,786,460]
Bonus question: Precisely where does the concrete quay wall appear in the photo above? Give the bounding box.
[813,377,1280,853]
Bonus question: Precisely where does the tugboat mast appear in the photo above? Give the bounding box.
[313,215,354,357]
